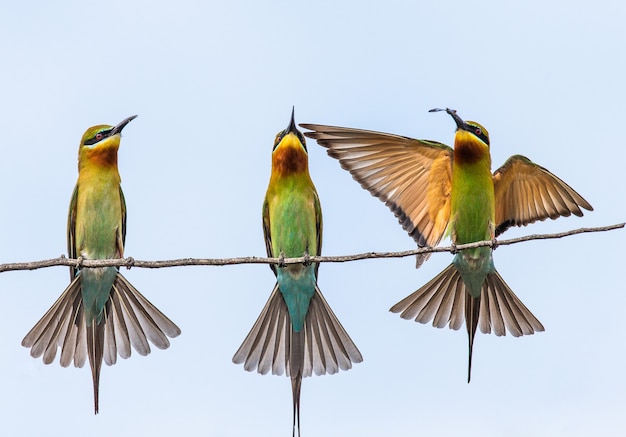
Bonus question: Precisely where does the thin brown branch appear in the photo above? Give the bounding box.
[0,223,622,273]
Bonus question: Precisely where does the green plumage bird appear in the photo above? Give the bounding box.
[302,108,592,381]
[234,109,362,436]
[22,115,181,412]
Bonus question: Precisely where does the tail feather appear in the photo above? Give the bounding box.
[110,282,149,356]
[60,295,84,368]
[115,274,181,340]
[233,284,362,377]
[390,263,543,381]
[465,292,480,383]
[481,271,545,337]
[432,271,463,329]
[234,284,362,436]
[390,264,464,328]
[103,308,117,366]
[233,284,286,375]
[290,331,304,437]
[108,286,132,360]
[22,272,180,413]
[305,288,362,375]
[23,276,82,364]
[291,373,302,437]
[87,320,105,413]
[73,312,88,368]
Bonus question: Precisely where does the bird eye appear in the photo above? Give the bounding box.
[475,127,482,135]
[95,133,103,141]
[273,131,285,150]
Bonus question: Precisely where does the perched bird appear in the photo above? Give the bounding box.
[22,115,181,413]
[233,109,362,436]
[301,108,592,381]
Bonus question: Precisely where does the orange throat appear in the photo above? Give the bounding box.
[272,145,308,176]
[454,138,488,166]
[81,147,119,169]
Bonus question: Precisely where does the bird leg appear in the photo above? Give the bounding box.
[449,242,458,254]
[278,251,286,268]
[125,256,135,270]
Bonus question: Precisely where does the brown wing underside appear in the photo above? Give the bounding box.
[493,155,593,236]
[302,124,454,267]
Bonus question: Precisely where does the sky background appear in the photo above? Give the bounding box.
[0,1,624,436]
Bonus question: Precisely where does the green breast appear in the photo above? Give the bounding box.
[267,177,318,258]
[75,175,123,260]
[450,161,495,245]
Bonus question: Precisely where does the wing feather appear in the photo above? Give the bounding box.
[67,184,79,280]
[302,124,453,267]
[262,199,276,275]
[493,155,593,235]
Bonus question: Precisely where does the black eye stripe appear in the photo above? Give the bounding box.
[478,131,489,145]
[465,123,489,146]
[84,128,113,146]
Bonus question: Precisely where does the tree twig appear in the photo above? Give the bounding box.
[0,223,622,273]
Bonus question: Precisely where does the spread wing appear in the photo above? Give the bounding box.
[493,155,593,236]
[301,123,453,267]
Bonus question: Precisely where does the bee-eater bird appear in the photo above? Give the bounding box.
[22,115,181,413]
[233,109,363,437]
[301,108,592,381]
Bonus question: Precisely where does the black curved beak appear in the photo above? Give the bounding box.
[286,107,298,135]
[111,115,138,136]
[429,107,465,130]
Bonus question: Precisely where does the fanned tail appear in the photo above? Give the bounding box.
[234,284,362,435]
[390,264,544,380]
[22,272,181,412]
[390,264,466,329]
[481,270,545,337]
[233,284,362,376]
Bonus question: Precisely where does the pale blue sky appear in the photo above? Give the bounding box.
[0,1,624,436]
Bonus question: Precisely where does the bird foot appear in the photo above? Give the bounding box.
[278,252,286,268]
[125,256,135,269]
[302,251,311,267]
[449,242,458,254]
[75,256,84,269]
[491,238,499,250]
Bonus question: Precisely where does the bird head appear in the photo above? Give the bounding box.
[429,108,490,147]
[271,108,309,175]
[273,107,307,152]
[78,115,137,168]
